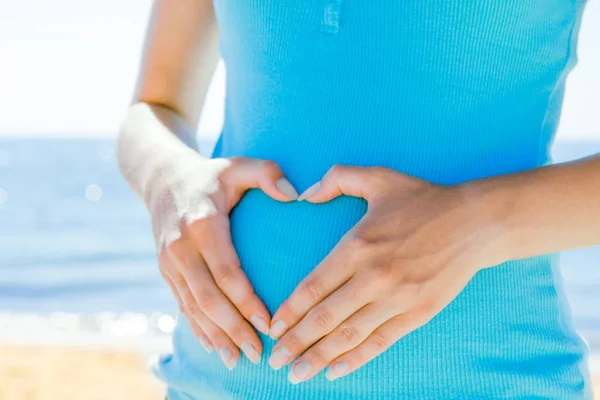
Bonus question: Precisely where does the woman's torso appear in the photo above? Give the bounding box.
[156,1,592,398]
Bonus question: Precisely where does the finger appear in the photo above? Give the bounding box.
[286,302,394,384]
[192,310,244,371]
[269,276,374,370]
[172,268,263,365]
[183,313,214,353]
[167,244,263,365]
[159,252,214,353]
[169,268,242,369]
[178,291,242,370]
[269,241,355,340]
[325,311,431,381]
[324,275,464,381]
[222,157,298,203]
[169,270,245,369]
[163,273,213,354]
[179,301,243,370]
[188,216,271,336]
[297,165,379,203]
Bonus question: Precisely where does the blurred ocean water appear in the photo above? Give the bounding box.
[0,138,598,350]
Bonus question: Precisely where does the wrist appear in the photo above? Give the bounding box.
[117,103,203,202]
[454,177,519,268]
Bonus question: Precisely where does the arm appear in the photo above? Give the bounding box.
[469,153,600,262]
[117,0,219,198]
[266,154,599,383]
[117,0,299,370]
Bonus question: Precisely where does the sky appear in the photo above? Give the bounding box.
[0,0,598,140]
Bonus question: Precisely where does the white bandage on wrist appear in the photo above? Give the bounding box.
[116,103,227,250]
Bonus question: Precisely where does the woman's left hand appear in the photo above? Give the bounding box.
[267,165,504,383]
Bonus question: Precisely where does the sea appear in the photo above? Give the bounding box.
[0,138,599,356]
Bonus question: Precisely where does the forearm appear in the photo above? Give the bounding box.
[464,154,600,264]
[134,0,220,125]
[117,0,219,201]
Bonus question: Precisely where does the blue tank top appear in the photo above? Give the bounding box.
[155,1,593,398]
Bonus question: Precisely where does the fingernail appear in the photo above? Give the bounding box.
[219,347,237,370]
[288,360,312,384]
[241,342,261,364]
[275,178,299,200]
[197,334,213,354]
[268,346,291,370]
[251,315,269,335]
[297,182,321,201]
[269,320,288,339]
[326,362,349,381]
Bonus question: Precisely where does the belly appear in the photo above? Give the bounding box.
[229,189,366,313]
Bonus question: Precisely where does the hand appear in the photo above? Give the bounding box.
[150,155,299,370]
[267,165,499,383]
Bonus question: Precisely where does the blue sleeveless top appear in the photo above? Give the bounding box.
[155,1,593,398]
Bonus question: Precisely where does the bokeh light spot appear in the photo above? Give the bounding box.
[85,184,103,201]
[157,315,176,333]
[0,189,7,205]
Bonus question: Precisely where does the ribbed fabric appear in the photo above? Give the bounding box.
[155,1,593,398]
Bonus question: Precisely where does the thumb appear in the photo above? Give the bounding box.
[298,165,376,203]
[224,157,299,203]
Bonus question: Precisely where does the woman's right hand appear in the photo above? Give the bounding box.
[147,154,299,369]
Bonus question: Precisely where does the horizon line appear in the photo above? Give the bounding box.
[0,132,598,141]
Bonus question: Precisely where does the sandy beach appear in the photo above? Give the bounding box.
[0,345,597,400]
[0,346,164,400]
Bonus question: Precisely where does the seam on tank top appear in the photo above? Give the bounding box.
[536,1,586,167]
[549,254,594,397]
[322,0,343,34]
